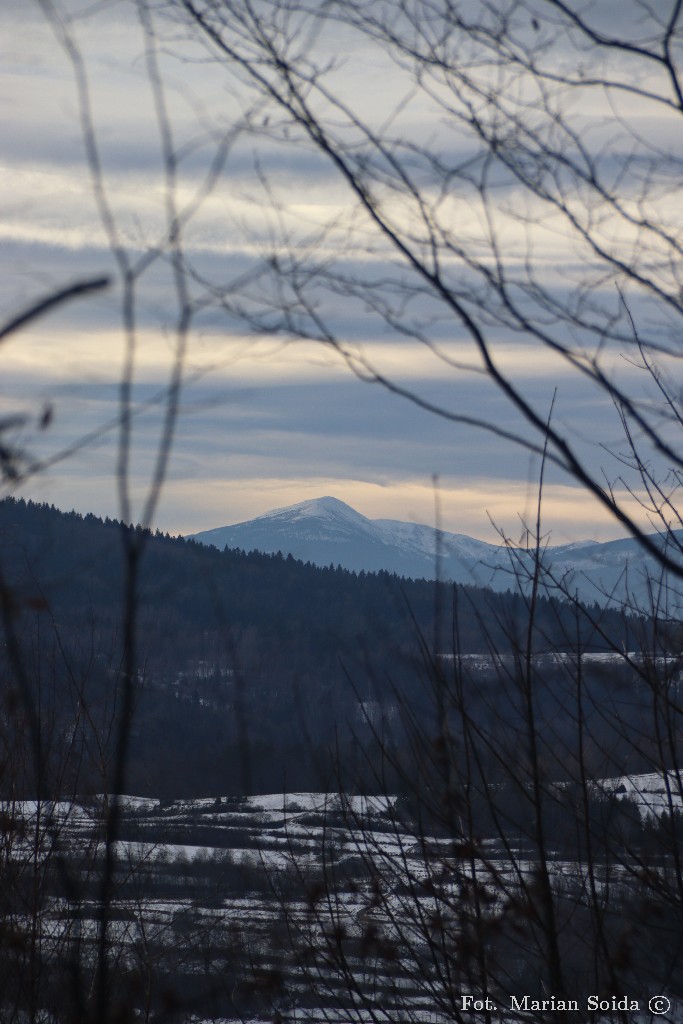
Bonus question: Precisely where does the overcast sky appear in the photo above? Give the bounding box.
[2,0,679,542]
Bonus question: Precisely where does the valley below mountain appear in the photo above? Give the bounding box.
[5,772,681,1023]
[1,497,681,1022]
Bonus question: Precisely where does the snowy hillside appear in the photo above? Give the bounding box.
[191,496,683,610]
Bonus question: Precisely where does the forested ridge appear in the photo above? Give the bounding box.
[1,496,639,648]
[0,497,648,796]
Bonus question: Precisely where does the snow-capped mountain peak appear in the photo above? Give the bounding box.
[258,496,369,528]
[190,496,683,610]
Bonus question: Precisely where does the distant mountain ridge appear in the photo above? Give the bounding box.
[190,496,683,610]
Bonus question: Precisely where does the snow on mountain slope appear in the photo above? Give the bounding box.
[191,496,507,584]
[190,497,683,609]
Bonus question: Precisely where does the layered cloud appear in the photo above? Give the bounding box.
[2,1,679,542]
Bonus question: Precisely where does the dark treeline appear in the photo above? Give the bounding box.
[0,497,653,798]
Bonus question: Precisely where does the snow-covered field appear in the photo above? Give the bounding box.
[599,770,683,816]
[2,772,681,1022]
